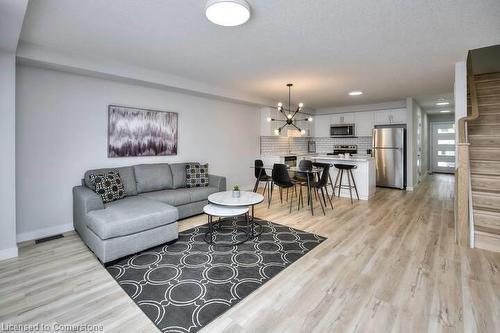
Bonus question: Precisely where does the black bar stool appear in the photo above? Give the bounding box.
[333,164,360,204]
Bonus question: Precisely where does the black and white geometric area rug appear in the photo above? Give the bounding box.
[106,218,326,333]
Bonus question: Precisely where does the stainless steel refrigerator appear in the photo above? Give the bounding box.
[372,127,406,189]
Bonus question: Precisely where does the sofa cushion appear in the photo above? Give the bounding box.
[170,163,188,189]
[186,163,209,188]
[87,196,178,240]
[89,171,125,203]
[85,166,137,196]
[188,186,219,202]
[134,163,174,193]
[139,188,192,206]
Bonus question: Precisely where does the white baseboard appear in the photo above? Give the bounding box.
[0,246,18,261]
[17,223,74,243]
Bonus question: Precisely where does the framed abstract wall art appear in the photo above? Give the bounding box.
[108,105,178,157]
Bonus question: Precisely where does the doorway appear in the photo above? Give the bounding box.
[430,122,456,174]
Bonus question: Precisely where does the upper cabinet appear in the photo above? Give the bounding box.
[314,114,331,137]
[261,107,408,138]
[331,113,355,125]
[374,108,407,125]
[354,112,375,137]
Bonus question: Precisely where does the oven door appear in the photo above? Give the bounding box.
[330,124,355,137]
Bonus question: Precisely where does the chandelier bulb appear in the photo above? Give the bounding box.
[266,117,271,122]
[287,114,292,119]
[299,102,304,108]
[308,117,313,122]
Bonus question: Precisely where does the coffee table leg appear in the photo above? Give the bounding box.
[208,215,213,244]
[246,212,253,238]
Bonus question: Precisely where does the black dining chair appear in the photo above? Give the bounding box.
[294,159,313,182]
[271,164,298,213]
[253,159,272,196]
[310,163,334,215]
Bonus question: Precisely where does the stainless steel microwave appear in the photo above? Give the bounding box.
[330,124,356,137]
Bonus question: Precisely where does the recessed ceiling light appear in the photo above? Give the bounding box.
[436,101,450,106]
[349,91,363,96]
[205,0,251,27]
[440,110,451,113]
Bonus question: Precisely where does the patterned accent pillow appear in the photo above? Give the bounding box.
[89,171,126,203]
[185,163,209,188]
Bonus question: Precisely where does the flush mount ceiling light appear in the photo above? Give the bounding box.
[440,110,451,113]
[436,101,450,106]
[349,91,363,96]
[205,0,251,26]
[267,83,312,135]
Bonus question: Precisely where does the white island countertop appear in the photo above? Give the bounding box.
[299,155,376,200]
[303,155,374,162]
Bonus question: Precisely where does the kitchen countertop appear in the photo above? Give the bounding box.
[259,153,374,161]
[304,155,374,162]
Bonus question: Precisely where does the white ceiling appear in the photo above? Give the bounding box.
[415,92,455,114]
[20,0,500,109]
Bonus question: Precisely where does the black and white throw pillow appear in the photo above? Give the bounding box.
[89,171,125,203]
[185,163,209,188]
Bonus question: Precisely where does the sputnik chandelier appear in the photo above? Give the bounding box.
[267,83,312,135]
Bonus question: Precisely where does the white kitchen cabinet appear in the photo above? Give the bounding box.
[260,107,288,136]
[314,114,331,137]
[374,108,407,125]
[331,112,355,125]
[293,118,313,137]
[390,108,408,124]
[354,111,375,137]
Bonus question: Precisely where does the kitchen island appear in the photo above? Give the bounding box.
[301,155,376,200]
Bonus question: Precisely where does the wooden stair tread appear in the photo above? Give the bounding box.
[475,226,500,236]
[474,72,500,82]
[471,172,500,178]
[474,208,500,231]
[468,135,500,147]
[472,189,500,196]
[474,206,500,216]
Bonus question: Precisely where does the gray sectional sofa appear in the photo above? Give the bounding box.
[73,163,226,263]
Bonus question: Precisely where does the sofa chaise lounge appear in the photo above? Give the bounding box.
[73,163,226,263]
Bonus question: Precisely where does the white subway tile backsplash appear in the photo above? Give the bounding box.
[260,136,372,155]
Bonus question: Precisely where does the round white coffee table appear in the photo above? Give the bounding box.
[205,191,265,245]
[203,204,250,245]
[208,191,264,218]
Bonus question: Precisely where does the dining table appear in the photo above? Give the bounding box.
[250,165,322,215]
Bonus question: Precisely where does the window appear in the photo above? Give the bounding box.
[438,150,455,156]
[438,128,455,134]
[438,161,455,168]
[438,139,455,145]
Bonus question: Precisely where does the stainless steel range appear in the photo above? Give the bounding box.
[327,145,358,156]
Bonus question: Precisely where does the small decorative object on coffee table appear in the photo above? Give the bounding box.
[232,184,241,198]
[204,191,264,245]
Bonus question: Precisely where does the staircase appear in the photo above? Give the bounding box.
[468,72,500,252]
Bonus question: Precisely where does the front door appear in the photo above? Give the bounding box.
[431,122,456,174]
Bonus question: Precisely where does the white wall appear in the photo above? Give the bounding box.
[421,111,429,175]
[0,51,18,259]
[16,65,260,241]
[406,97,424,190]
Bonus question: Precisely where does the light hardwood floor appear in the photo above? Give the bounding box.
[1,174,499,332]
